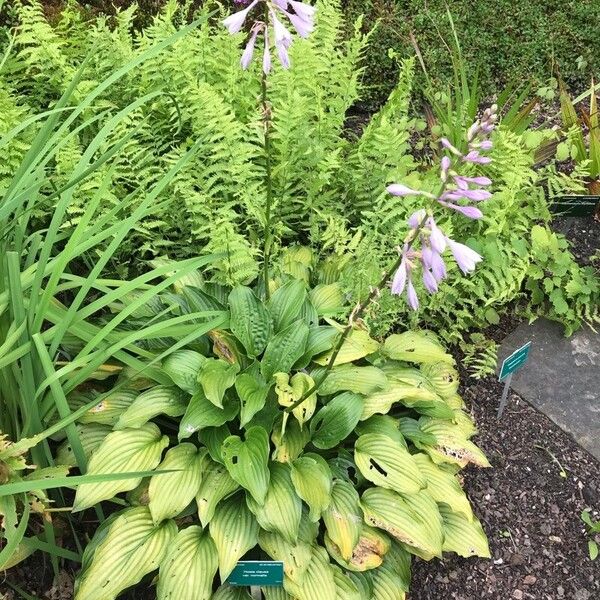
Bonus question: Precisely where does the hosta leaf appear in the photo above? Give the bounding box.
[209,329,246,365]
[178,392,238,440]
[221,426,270,505]
[228,285,272,357]
[236,364,271,427]
[325,525,390,572]
[73,424,168,512]
[258,529,313,584]
[369,541,411,600]
[397,417,436,446]
[310,392,364,450]
[247,463,302,544]
[209,495,259,582]
[382,331,453,364]
[157,526,218,600]
[75,507,176,600]
[263,588,297,600]
[309,283,344,315]
[283,546,337,600]
[332,564,361,600]
[312,365,388,396]
[420,362,460,399]
[75,390,137,425]
[196,458,240,526]
[55,424,111,467]
[290,455,332,521]
[148,443,206,524]
[354,434,425,495]
[272,418,311,463]
[183,286,226,312]
[115,386,188,430]
[261,321,309,381]
[274,372,317,430]
[322,480,362,561]
[360,488,443,558]
[199,358,239,408]
[439,504,490,558]
[314,328,379,366]
[294,325,338,369]
[355,415,407,447]
[162,349,206,394]
[412,453,473,519]
[213,585,253,600]
[269,279,307,332]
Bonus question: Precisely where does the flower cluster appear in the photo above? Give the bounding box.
[223,0,316,72]
[387,105,498,309]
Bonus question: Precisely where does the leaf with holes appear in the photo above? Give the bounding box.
[325,524,390,572]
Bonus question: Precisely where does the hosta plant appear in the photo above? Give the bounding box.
[67,277,490,600]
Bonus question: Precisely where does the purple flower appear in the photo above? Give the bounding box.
[427,216,446,253]
[440,156,451,182]
[387,183,435,198]
[439,201,484,219]
[479,140,493,150]
[391,258,407,295]
[286,11,313,37]
[463,150,492,165]
[454,175,492,189]
[241,25,262,69]
[447,238,482,273]
[443,189,492,202]
[441,138,462,156]
[407,280,419,309]
[272,0,288,8]
[430,250,447,281]
[408,209,427,229]
[223,0,259,33]
[289,0,316,21]
[391,247,419,310]
[422,268,438,293]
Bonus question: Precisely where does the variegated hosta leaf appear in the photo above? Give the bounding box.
[274,372,317,430]
[73,424,169,512]
[290,455,332,521]
[236,364,271,427]
[213,584,253,599]
[209,495,259,582]
[261,320,310,381]
[354,433,425,495]
[268,279,307,332]
[272,418,311,463]
[221,426,270,505]
[294,325,338,370]
[199,358,239,408]
[439,503,490,558]
[322,480,362,561]
[325,525,390,572]
[196,458,240,527]
[412,453,474,519]
[55,424,112,467]
[332,564,362,600]
[314,327,379,367]
[420,362,460,399]
[148,443,206,524]
[75,507,176,600]
[360,487,443,559]
[369,541,412,600]
[228,285,273,358]
[312,364,388,396]
[418,418,490,468]
[178,391,238,441]
[162,349,206,394]
[309,283,344,315]
[382,331,453,364]
[310,392,364,450]
[283,546,337,600]
[115,385,188,430]
[74,390,137,425]
[157,526,217,599]
[258,528,313,584]
[247,463,302,544]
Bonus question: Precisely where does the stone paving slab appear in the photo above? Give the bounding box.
[498,318,600,461]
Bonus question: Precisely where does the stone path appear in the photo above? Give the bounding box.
[498,318,600,461]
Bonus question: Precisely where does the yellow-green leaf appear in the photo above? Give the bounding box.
[73,424,169,512]
[314,327,379,366]
[274,372,317,430]
[283,546,337,600]
[178,391,238,440]
[196,459,239,527]
[157,526,217,599]
[258,529,313,584]
[322,480,362,561]
[268,279,307,332]
[272,418,311,463]
[55,424,111,467]
[369,541,411,600]
[382,331,453,364]
[290,455,332,521]
[75,390,137,426]
[199,358,239,408]
[312,364,388,396]
[439,503,490,558]
[310,392,364,450]
[115,386,187,430]
[325,525,390,572]
[236,365,271,427]
[162,350,205,394]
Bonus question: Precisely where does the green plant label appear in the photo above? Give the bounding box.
[499,342,531,381]
[227,561,284,586]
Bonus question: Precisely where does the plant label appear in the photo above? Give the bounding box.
[228,561,284,587]
[499,341,531,381]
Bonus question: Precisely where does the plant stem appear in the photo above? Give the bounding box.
[285,215,429,413]
[261,58,273,301]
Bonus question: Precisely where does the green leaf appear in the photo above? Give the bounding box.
[55,424,111,467]
[196,459,240,527]
[589,540,599,561]
[294,325,338,369]
[309,283,344,315]
[209,495,259,582]
[221,426,270,505]
[157,526,217,599]
[236,364,271,427]
[199,358,239,408]
[247,463,302,544]
[162,349,206,394]
[178,391,238,440]
[148,443,206,524]
[310,392,364,450]
[228,285,272,357]
[290,456,332,522]
[261,320,309,381]
[73,424,169,512]
[269,279,307,332]
[75,390,137,426]
[272,418,311,463]
[360,488,443,559]
[439,503,490,558]
[115,386,188,430]
[549,288,569,315]
[354,433,425,495]
[312,364,388,396]
[76,507,176,600]
[322,480,362,561]
[382,331,453,364]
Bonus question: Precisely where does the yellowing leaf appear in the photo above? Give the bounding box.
[382,331,453,364]
[115,386,188,430]
[55,424,111,467]
[322,480,362,561]
[290,455,332,522]
[314,327,379,366]
[75,390,137,425]
[148,443,206,523]
[196,459,239,527]
[258,529,313,584]
[313,364,387,396]
[274,372,317,430]
[73,424,168,512]
[157,526,218,599]
[283,546,337,600]
[162,349,205,394]
[325,525,390,572]
[198,358,239,408]
[369,541,411,600]
[439,503,490,558]
[271,418,311,463]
